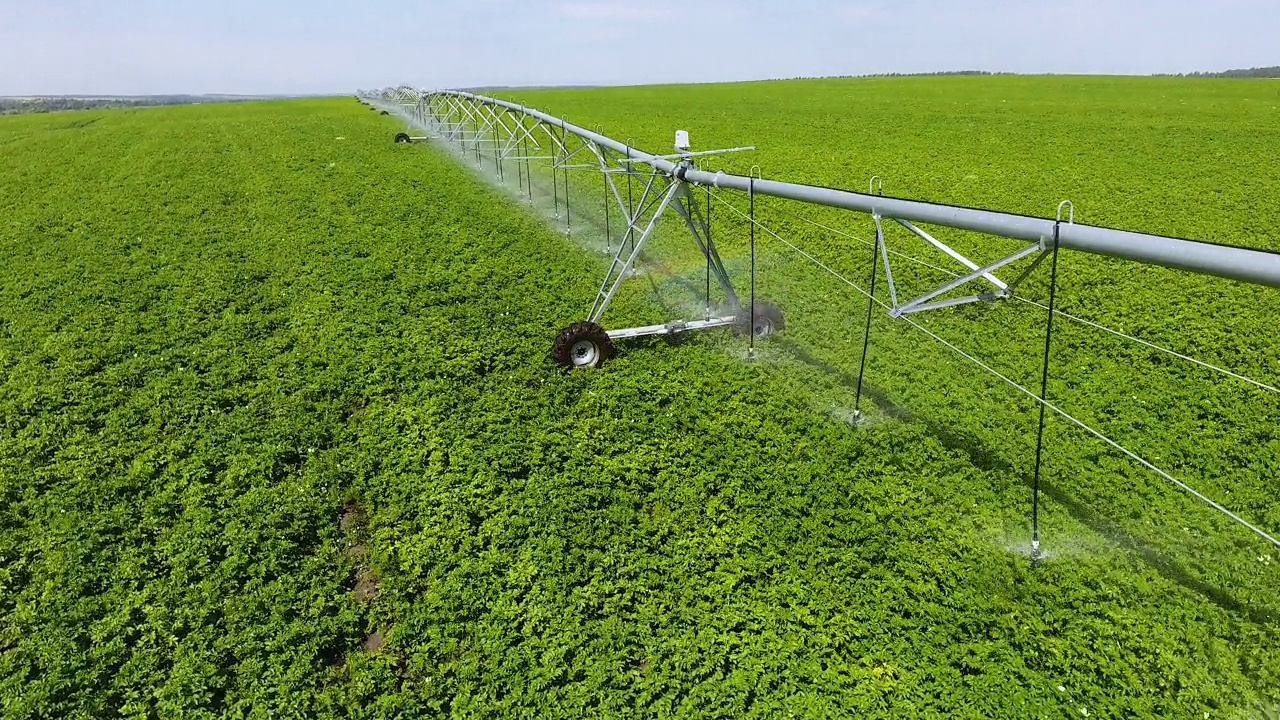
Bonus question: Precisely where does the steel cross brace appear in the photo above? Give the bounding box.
[475,103,524,160]
[669,182,742,315]
[588,179,681,322]
[585,173,742,340]
[501,111,543,156]
[871,214,1048,317]
[433,97,543,169]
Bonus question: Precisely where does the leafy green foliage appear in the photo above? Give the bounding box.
[0,83,1277,719]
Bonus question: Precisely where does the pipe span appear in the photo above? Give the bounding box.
[430,90,1280,290]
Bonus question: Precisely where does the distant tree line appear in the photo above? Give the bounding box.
[849,68,1280,79]
[6,67,1276,117]
[0,95,259,116]
[849,70,1016,78]
[1156,66,1280,78]
[778,70,1015,80]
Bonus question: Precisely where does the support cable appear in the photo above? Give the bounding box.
[1016,296,1280,395]
[705,189,1280,550]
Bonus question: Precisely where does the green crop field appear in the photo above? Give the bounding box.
[0,76,1277,718]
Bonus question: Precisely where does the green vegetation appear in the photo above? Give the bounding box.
[496,75,1280,570]
[1,77,1278,718]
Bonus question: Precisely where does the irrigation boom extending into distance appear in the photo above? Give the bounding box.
[435,89,1280,289]
[357,85,1280,555]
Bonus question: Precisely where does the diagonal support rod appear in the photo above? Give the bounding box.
[589,181,682,323]
[892,242,1043,316]
[895,218,1008,291]
[670,183,742,314]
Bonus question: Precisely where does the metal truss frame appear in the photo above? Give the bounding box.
[365,86,747,342]
[351,86,1280,557]
[359,86,1280,344]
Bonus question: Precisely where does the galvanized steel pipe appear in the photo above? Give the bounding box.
[433,90,1280,290]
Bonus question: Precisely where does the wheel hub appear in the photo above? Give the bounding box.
[571,340,599,367]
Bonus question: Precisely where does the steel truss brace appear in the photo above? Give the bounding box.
[588,178,681,323]
[397,87,1280,289]
[870,213,1047,317]
[500,113,542,156]
[359,87,783,362]
[396,88,743,340]
[395,87,1063,329]
[669,183,742,315]
[585,177,741,338]
[890,242,1043,316]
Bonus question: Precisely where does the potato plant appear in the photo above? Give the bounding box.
[0,84,1277,718]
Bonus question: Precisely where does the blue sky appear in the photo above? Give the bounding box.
[1,0,1276,95]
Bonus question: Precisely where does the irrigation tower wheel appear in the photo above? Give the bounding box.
[739,300,785,337]
[394,132,411,143]
[550,322,615,369]
[380,110,390,115]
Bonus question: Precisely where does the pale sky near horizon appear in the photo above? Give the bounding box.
[0,0,1276,95]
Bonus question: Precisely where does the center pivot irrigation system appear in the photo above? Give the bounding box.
[356,86,1280,556]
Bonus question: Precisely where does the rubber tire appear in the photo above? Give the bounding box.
[550,322,616,369]
[394,132,411,143]
[380,110,390,115]
[737,300,785,337]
